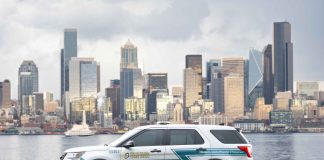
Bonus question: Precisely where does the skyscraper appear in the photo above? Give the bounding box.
[120,39,138,69]
[33,92,44,114]
[120,68,143,119]
[224,75,244,122]
[62,29,77,116]
[69,57,100,100]
[144,73,168,115]
[119,40,142,120]
[18,60,38,116]
[105,79,120,119]
[222,57,245,112]
[263,44,274,104]
[68,57,100,123]
[248,49,263,109]
[273,22,293,93]
[184,55,202,109]
[0,79,11,109]
[208,59,223,113]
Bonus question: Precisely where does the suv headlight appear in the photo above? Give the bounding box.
[64,152,85,160]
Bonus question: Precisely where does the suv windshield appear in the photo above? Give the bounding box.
[109,129,141,147]
[210,130,247,144]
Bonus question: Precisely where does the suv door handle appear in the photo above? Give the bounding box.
[196,147,207,152]
[150,149,162,153]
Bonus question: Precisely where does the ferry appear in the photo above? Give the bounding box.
[64,110,96,136]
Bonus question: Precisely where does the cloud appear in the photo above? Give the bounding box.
[0,0,323,100]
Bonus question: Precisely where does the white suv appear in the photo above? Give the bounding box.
[61,124,253,160]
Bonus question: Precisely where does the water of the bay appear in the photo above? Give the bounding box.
[0,133,323,160]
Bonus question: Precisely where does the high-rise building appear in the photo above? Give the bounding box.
[144,73,168,115]
[184,68,202,108]
[63,28,78,94]
[208,59,222,113]
[206,59,222,100]
[223,75,244,122]
[222,57,244,77]
[296,81,319,99]
[206,59,221,83]
[244,59,249,111]
[184,55,202,109]
[68,57,100,122]
[105,79,120,119]
[69,57,100,100]
[119,40,142,120]
[210,74,223,113]
[33,92,44,114]
[273,22,293,93]
[18,60,39,116]
[263,45,274,104]
[120,39,138,69]
[0,80,12,111]
[61,29,77,120]
[248,49,263,109]
[120,68,143,119]
[222,57,245,116]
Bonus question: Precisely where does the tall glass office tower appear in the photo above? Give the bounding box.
[273,22,293,93]
[263,44,274,104]
[61,29,78,119]
[18,60,38,116]
[62,29,77,95]
[120,40,143,120]
[248,49,263,109]
[69,57,100,100]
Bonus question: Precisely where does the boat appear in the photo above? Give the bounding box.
[65,110,96,136]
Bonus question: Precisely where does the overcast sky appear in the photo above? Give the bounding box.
[0,0,323,99]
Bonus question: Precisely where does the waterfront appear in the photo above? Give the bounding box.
[0,133,324,160]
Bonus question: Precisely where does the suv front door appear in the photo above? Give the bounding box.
[164,129,211,160]
[120,129,166,160]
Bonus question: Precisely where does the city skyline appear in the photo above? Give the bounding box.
[0,0,324,99]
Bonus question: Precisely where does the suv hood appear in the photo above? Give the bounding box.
[64,145,109,153]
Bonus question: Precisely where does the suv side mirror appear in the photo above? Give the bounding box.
[123,140,135,148]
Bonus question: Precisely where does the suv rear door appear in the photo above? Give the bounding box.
[164,128,211,160]
[209,129,252,160]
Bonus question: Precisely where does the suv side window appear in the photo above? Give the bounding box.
[169,129,204,145]
[130,129,164,146]
[210,130,247,144]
